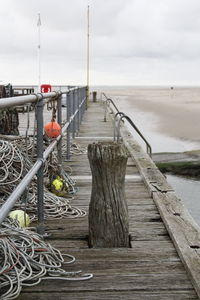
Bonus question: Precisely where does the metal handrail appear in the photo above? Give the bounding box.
[0,91,60,109]
[113,112,126,141]
[0,87,87,231]
[102,93,119,122]
[102,93,152,157]
[116,115,152,157]
[102,93,119,113]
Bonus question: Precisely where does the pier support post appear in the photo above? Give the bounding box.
[88,141,129,248]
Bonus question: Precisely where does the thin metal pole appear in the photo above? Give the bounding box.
[83,87,86,117]
[0,160,43,224]
[72,90,76,138]
[0,92,58,109]
[36,95,44,235]
[80,88,84,122]
[57,95,62,169]
[86,5,90,109]
[75,89,78,136]
[37,13,41,92]
[66,92,71,160]
[77,89,80,133]
[70,91,73,136]
[79,89,82,127]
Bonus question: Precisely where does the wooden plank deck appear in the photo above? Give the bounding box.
[18,100,199,299]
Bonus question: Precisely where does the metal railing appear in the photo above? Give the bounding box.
[115,114,152,157]
[102,93,152,157]
[101,93,119,122]
[0,86,87,233]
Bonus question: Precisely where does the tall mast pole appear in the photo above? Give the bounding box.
[37,13,41,93]
[86,5,90,109]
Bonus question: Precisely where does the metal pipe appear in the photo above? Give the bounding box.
[78,89,81,133]
[83,87,86,118]
[69,90,73,134]
[77,89,80,132]
[80,88,84,122]
[113,112,126,141]
[117,115,152,157]
[0,91,60,108]
[0,160,43,224]
[75,89,78,135]
[36,95,45,235]
[66,92,71,160]
[72,90,76,138]
[57,94,62,169]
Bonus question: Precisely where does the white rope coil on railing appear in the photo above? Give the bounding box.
[0,219,93,299]
[0,139,86,221]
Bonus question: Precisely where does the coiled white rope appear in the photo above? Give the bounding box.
[0,219,93,299]
[0,139,86,221]
[61,139,87,157]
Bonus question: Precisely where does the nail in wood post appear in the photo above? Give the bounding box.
[88,141,129,248]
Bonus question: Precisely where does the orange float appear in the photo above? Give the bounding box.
[44,121,61,138]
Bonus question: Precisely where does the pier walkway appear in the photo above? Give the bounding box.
[18,100,199,299]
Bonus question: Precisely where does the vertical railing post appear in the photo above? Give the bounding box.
[80,87,83,122]
[66,91,71,160]
[57,94,62,169]
[36,94,45,235]
[83,87,86,119]
[77,88,81,133]
[72,90,76,138]
[65,91,68,123]
[104,100,107,122]
[75,89,79,135]
[70,90,73,134]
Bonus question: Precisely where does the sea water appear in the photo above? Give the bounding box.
[167,175,200,225]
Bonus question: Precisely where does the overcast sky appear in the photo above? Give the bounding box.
[1,0,200,86]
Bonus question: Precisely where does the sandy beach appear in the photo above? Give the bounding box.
[97,87,200,145]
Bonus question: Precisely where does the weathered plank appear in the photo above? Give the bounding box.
[17,273,194,293]
[18,290,198,300]
[153,191,200,298]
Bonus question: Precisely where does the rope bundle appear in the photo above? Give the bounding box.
[0,139,86,221]
[0,219,93,299]
[61,140,87,157]
[0,139,32,195]
[0,140,24,193]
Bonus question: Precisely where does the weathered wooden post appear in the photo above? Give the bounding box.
[88,141,129,248]
[92,91,97,102]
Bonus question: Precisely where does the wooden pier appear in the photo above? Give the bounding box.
[18,99,200,299]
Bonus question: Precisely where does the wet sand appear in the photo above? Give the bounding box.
[97,87,200,144]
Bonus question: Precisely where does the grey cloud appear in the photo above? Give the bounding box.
[1,0,200,85]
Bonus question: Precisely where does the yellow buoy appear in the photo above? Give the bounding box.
[9,210,30,228]
[51,177,63,192]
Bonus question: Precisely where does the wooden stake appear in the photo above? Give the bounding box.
[88,141,129,248]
